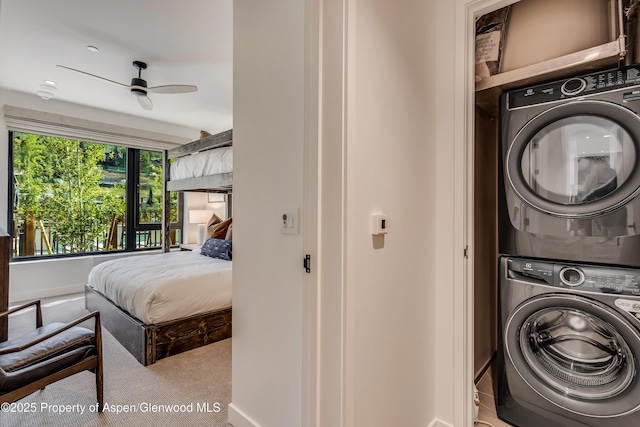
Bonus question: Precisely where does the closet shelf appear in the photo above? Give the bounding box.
[475,38,625,93]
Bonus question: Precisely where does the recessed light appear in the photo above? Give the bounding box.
[40,84,57,91]
[87,45,99,52]
[44,80,57,85]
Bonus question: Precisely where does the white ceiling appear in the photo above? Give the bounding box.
[0,0,233,135]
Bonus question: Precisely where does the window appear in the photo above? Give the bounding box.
[9,131,182,259]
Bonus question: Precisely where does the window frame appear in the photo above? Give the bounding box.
[7,130,183,260]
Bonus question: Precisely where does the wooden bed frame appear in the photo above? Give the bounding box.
[86,129,234,365]
[85,284,231,366]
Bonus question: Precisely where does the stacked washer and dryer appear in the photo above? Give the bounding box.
[497,65,640,426]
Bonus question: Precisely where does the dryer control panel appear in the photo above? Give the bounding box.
[507,64,640,109]
[507,258,640,296]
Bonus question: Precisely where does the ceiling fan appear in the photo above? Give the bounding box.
[56,61,198,110]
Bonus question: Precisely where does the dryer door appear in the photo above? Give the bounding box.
[506,100,640,219]
[505,293,640,417]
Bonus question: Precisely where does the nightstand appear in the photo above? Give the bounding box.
[180,243,202,251]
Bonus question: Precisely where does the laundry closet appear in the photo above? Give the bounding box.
[473,0,637,423]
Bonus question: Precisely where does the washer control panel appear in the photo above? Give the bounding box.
[507,258,640,296]
[560,78,587,96]
[507,64,640,109]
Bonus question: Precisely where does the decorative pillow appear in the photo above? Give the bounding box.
[225,223,233,241]
[207,213,222,229]
[207,217,232,239]
[200,238,232,261]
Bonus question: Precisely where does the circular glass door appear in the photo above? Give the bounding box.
[505,294,640,417]
[507,100,640,218]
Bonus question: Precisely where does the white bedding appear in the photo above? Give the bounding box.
[87,251,232,324]
[170,146,233,180]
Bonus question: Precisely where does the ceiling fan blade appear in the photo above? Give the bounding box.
[137,95,153,110]
[146,84,198,94]
[56,65,130,88]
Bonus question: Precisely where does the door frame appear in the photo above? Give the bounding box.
[302,0,320,425]
[455,0,522,426]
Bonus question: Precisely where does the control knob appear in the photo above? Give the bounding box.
[561,78,587,96]
[560,267,585,287]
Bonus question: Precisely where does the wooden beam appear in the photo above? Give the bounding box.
[166,173,233,192]
[167,129,233,160]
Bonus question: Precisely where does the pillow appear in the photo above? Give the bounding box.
[225,223,233,241]
[200,238,232,261]
[207,213,222,229]
[208,217,232,239]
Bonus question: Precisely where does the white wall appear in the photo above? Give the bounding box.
[230,0,305,426]
[8,249,163,303]
[343,1,436,426]
[0,89,199,302]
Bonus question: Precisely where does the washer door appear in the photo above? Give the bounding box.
[506,100,640,218]
[505,293,640,417]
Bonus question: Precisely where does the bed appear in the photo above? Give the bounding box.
[165,129,233,194]
[86,129,234,365]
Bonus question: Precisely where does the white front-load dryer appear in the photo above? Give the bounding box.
[497,256,640,426]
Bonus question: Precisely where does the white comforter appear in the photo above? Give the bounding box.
[170,146,233,180]
[87,251,232,324]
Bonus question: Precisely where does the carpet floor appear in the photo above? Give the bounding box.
[3,294,233,427]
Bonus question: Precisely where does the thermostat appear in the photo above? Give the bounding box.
[371,213,388,235]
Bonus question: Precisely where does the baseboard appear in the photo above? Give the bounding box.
[228,403,262,427]
[427,418,455,427]
[227,406,454,427]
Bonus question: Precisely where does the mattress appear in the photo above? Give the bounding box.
[87,251,232,324]
[170,146,233,180]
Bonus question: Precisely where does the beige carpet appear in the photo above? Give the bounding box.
[4,294,233,427]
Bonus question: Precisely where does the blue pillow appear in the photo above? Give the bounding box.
[201,238,232,261]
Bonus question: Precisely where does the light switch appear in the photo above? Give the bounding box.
[280,207,299,235]
[371,213,388,235]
